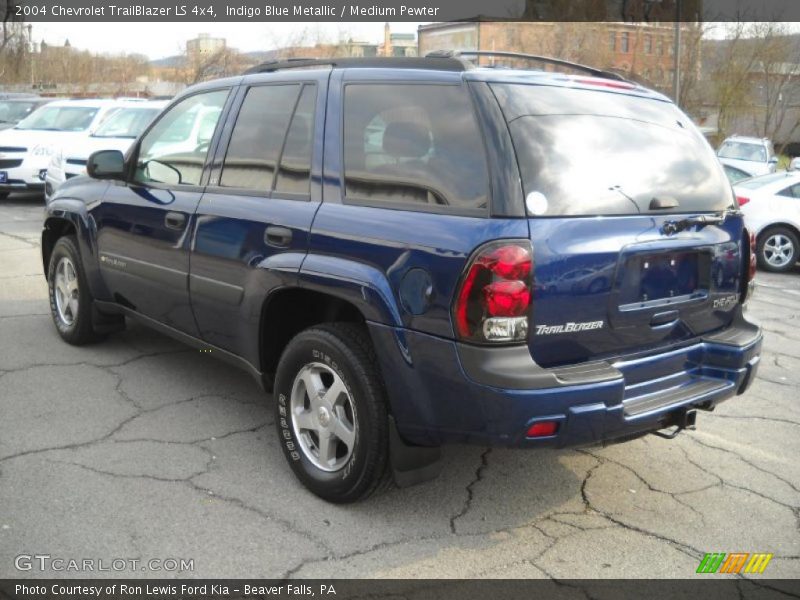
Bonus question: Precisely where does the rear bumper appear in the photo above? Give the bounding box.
[369,312,762,448]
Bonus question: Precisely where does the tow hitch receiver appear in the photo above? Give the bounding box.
[651,408,697,440]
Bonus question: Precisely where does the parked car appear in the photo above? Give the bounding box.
[789,157,800,172]
[0,97,54,131]
[0,99,130,198]
[717,135,778,177]
[42,55,762,502]
[45,100,168,201]
[735,171,800,272]
[722,163,752,185]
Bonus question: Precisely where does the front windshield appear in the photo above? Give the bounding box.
[718,141,767,163]
[15,106,98,131]
[0,101,39,124]
[92,107,162,138]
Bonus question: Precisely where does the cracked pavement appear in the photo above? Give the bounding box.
[0,194,798,580]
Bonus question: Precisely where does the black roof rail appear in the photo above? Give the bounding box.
[426,50,629,82]
[243,56,470,75]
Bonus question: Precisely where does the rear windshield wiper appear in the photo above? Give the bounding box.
[662,213,726,235]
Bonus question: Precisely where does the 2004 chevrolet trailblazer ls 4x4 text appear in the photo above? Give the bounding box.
[42,53,762,503]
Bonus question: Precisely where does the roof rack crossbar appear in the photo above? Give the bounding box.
[244,56,469,75]
[426,50,629,82]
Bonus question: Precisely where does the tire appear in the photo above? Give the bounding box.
[757,227,799,273]
[0,192,8,200]
[274,322,391,503]
[47,235,102,345]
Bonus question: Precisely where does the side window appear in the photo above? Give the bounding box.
[777,185,800,199]
[135,90,228,187]
[275,85,316,194]
[343,84,489,212]
[219,84,302,192]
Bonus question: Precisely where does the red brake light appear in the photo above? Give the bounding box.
[527,421,559,438]
[737,195,751,206]
[454,241,533,343]
[484,280,531,317]
[575,77,636,90]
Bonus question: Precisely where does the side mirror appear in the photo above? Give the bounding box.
[87,149,125,180]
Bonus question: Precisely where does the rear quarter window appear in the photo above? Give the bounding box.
[343,83,489,214]
[491,84,734,216]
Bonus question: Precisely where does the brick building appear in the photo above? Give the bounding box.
[418,22,701,96]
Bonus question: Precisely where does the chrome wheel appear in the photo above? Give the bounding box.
[54,256,79,327]
[290,362,357,472]
[763,233,795,268]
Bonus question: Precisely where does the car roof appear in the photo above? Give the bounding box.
[37,98,126,108]
[183,54,670,104]
[722,135,770,144]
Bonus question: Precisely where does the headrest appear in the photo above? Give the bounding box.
[382,121,431,159]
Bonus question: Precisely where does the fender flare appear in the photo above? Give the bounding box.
[43,199,109,300]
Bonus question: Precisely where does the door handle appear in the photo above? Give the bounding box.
[165,211,186,230]
[264,225,293,248]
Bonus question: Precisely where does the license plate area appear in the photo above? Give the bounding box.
[0,171,7,184]
[617,250,710,311]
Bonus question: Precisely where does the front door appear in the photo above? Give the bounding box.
[93,89,231,334]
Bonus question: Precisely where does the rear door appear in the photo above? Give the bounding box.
[491,82,744,367]
[189,71,326,365]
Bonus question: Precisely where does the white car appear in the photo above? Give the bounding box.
[717,135,778,178]
[0,99,133,199]
[45,100,168,201]
[735,171,800,272]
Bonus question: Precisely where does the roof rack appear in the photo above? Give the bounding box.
[243,56,470,75]
[426,50,629,82]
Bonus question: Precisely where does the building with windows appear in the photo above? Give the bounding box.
[186,33,226,58]
[418,22,700,96]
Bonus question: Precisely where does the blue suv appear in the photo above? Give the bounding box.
[42,54,762,502]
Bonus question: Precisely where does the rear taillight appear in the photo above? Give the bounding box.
[737,195,751,207]
[454,241,532,343]
[742,229,757,303]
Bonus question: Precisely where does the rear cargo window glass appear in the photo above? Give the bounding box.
[491,84,734,216]
[343,84,488,213]
[220,84,301,192]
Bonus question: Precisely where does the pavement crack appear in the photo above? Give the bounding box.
[449,447,492,534]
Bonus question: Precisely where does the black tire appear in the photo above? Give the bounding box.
[757,227,799,273]
[0,192,9,200]
[274,322,391,503]
[47,235,102,345]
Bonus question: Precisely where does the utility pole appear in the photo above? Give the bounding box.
[672,0,682,105]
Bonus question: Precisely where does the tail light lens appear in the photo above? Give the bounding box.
[742,229,757,303]
[736,195,751,207]
[454,241,533,343]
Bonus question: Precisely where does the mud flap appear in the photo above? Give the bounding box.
[389,416,442,488]
[91,302,125,335]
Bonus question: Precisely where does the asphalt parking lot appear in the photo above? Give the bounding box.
[0,193,798,581]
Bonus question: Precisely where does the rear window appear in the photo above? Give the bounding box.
[491,84,734,216]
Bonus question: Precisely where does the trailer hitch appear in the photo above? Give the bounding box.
[651,408,697,440]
